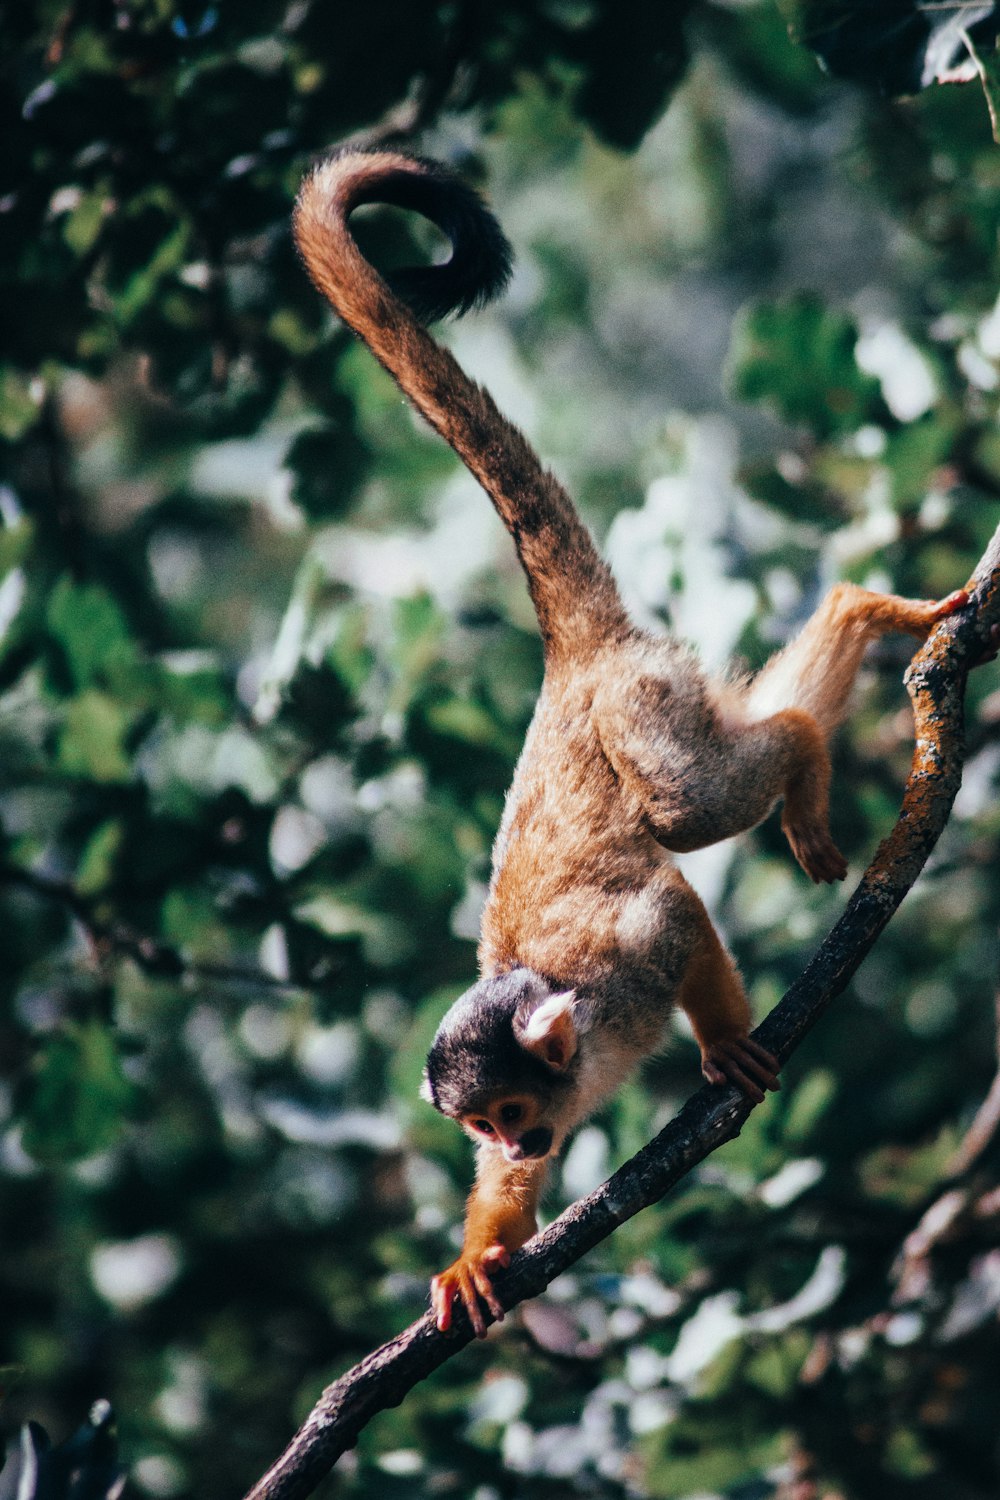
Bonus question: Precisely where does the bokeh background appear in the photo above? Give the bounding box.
[3,3,1000,1497]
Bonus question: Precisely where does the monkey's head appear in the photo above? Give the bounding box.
[421,968,580,1162]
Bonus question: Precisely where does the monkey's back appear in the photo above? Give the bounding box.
[478,635,708,1027]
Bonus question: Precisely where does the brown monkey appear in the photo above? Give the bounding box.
[293,148,969,1337]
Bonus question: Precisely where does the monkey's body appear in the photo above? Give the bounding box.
[294,148,968,1337]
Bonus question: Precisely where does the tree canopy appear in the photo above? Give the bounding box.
[3,3,1000,1499]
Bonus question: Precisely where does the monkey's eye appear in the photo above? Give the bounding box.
[500,1104,522,1124]
[473,1120,494,1135]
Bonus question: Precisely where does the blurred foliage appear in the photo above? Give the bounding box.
[3,3,1000,1500]
[779,0,1000,100]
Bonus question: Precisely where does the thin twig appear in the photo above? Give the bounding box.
[240,525,1000,1500]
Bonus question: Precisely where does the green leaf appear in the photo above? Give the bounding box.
[0,517,34,575]
[745,1330,811,1397]
[61,187,110,257]
[47,576,138,689]
[75,818,124,896]
[885,413,958,510]
[328,604,374,695]
[424,696,502,747]
[729,293,883,438]
[0,368,43,441]
[389,593,447,711]
[21,1020,137,1163]
[780,1069,837,1145]
[644,1413,783,1496]
[885,1425,937,1478]
[58,691,132,782]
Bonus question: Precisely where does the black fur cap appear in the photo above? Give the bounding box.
[423,968,574,1118]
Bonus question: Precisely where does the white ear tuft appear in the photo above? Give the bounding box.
[419,1070,435,1105]
[519,990,577,1071]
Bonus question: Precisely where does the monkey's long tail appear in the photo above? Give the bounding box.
[293,148,629,659]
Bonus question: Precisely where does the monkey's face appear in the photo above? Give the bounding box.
[421,968,580,1150]
[459,1093,557,1162]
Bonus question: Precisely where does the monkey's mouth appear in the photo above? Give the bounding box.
[503,1126,553,1161]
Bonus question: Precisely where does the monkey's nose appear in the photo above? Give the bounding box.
[508,1126,552,1160]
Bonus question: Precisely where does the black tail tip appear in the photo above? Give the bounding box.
[329,145,514,325]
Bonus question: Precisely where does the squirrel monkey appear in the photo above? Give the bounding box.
[294,148,969,1338]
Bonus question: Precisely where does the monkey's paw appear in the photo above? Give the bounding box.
[919,588,970,635]
[782,819,848,884]
[701,1035,780,1104]
[431,1245,511,1339]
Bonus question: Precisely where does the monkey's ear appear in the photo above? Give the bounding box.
[518,991,577,1072]
[419,1070,435,1105]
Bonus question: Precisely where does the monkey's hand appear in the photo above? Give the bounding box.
[781,814,848,884]
[431,1244,512,1339]
[701,1034,780,1103]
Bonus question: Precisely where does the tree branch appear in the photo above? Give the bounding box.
[242,527,1000,1500]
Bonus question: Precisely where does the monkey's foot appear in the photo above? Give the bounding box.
[782,817,848,884]
[431,1244,510,1339]
[701,1035,780,1104]
[904,588,969,638]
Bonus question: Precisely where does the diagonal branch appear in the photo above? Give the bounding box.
[242,525,1000,1500]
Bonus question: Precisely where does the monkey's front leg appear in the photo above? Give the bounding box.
[677,903,781,1102]
[432,1150,547,1337]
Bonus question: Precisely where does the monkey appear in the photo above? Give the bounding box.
[293,147,970,1339]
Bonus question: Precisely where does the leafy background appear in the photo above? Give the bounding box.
[3,2,1000,1498]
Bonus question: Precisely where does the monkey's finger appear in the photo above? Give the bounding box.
[705,1046,765,1102]
[732,1037,781,1090]
[715,1035,776,1072]
[737,1035,778,1065]
[458,1274,487,1339]
[723,1065,765,1102]
[475,1246,511,1322]
[431,1275,455,1334]
[472,1270,506,1324]
[712,1039,781,1099]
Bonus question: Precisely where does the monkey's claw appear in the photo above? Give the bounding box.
[701,1035,780,1103]
[431,1244,511,1338]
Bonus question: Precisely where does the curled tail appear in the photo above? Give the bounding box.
[293,147,628,659]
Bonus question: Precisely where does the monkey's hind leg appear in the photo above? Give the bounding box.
[742,582,968,879]
[596,584,966,882]
[744,582,968,735]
